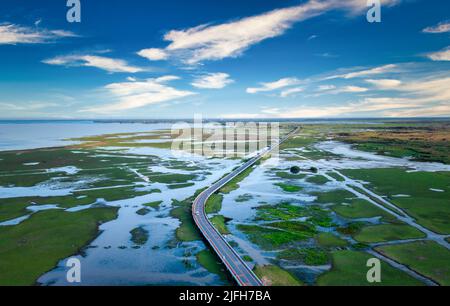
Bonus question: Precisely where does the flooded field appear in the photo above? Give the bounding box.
[0,120,449,286]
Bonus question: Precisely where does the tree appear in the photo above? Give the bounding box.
[290,166,301,174]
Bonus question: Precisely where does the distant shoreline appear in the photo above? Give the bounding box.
[0,117,449,125]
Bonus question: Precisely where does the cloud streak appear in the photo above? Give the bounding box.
[423,21,450,34]
[191,73,234,89]
[43,54,144,73]
[426,46,450,61]
[325,64,398,80]
[247,77,302,94]
[138,0,401,65]
[82,76,196,113]
[0,23,77,45]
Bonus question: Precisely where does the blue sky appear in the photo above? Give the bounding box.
[0,0,449,119]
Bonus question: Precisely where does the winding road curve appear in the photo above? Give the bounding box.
[192,128,298,286]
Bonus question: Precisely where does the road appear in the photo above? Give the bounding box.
[192,128,298,286]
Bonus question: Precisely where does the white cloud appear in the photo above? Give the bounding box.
[82,76,196,113]
[162,1,331,64]
[388,104,450,117]
[0,23,77,45]
[247,77,301,94]
[332,0,401,14]
[137,0,401,65]
[366,78,402,89]
[335,86,368,93]
[368,76,450,103]
[426,46,450,61]
[49,30,79,38]
[261,107,281,115]
[317,85,336,91]
[43,54,144,73]
[325,64,398,80]
[423,21,450,34]
[311,85,368,96]
[280,87,304,98]
[191,73,234,89]
[137,48,168,61]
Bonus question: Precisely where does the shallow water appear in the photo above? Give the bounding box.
[315,141,450,172]
[0,122,172,151]
[38,151,239,286]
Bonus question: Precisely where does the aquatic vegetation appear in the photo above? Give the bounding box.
[136,208,151,216]
[130,227,149,245]
[168,182,195,189]
[237,224,312,250]
[196,250,229,281]
[275,171,307,179]
[235,193,253,203]
[277,248,329,266]
[144,201,163,209]
[274,183,302,193]
[316,233,349,248]
[74,187,150,202]
[255,203,306,222]
[205,194,223,214]
[242,255,253,262]
[146,173,197,184]
[306,175,330,185]
[209,215,230,235]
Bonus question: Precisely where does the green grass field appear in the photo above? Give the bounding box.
[0,207,118,286]
[341,168,450,234]
[314,189,355,205]
[354,224,426,244]
[196,250,228,281]
[306,175,330,185]
[254,265,303,286]
[205,194,223,214]
[277,248,329,266]
[317,251,424,286]
[209,215,230,235]
[170,197,202,242]
[331,198,397,221]
[316,232,349,248]
[375,241,450,286]
[237,224,314,250]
